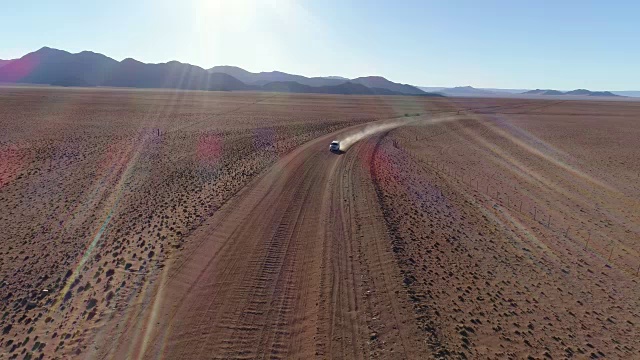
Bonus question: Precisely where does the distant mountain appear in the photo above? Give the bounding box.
[0,47,253,91]
[323,76,349,81]
[565,89,620,97]
[419,86,532,97]
[0,47,441,97]
[524,88,621,97]
[435,86,497,97]
[611,91,640,97]
[102,59,252,91]
[0,59,13,68]
[351,76,426,95]
[418,86,446,93]
[4,47,637,99]
[261,81,443,97]
[564,89,592,96]
[208,66,344,87]
[263,81,375,95]
[589,91,621,97]
[50,76,92,87]
[0,47,119,85]
[206,65,253,82]
[478,88,529,94]
[419,86,640,98]
[524,89,565,95]
[209,67,428,95]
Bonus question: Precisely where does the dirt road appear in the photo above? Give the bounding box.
[101,117,428,359]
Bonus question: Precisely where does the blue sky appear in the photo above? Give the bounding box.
[2,0,638,90]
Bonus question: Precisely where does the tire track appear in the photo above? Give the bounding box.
[103,115,443,359]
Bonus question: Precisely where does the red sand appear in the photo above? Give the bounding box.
[1,87,638,359]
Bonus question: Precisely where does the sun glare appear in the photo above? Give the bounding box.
[198,0,258,27]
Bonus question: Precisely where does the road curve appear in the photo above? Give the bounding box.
[101,117,428,359]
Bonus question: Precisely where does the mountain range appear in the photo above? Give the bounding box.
[207,66,426,95]
[419,85,635,98]
[523,89,621,97]
[419,86,539,97]
[1,48,637,98]
[430,86,497,97]
[0,47,439,97]
[208,65,343,87]
[259,81,410,96]
[524,89,566,96]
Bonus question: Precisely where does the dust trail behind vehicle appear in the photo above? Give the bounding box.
[337,115,455,151]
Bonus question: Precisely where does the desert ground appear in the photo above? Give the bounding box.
[0,87,639,359]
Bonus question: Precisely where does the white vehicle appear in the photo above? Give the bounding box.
[329,140,340,152]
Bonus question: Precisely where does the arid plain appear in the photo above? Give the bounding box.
[1,87,639,359]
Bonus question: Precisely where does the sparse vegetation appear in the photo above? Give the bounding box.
[2,88,638,358]
[0,86,417,358]
[371,99,640,358]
